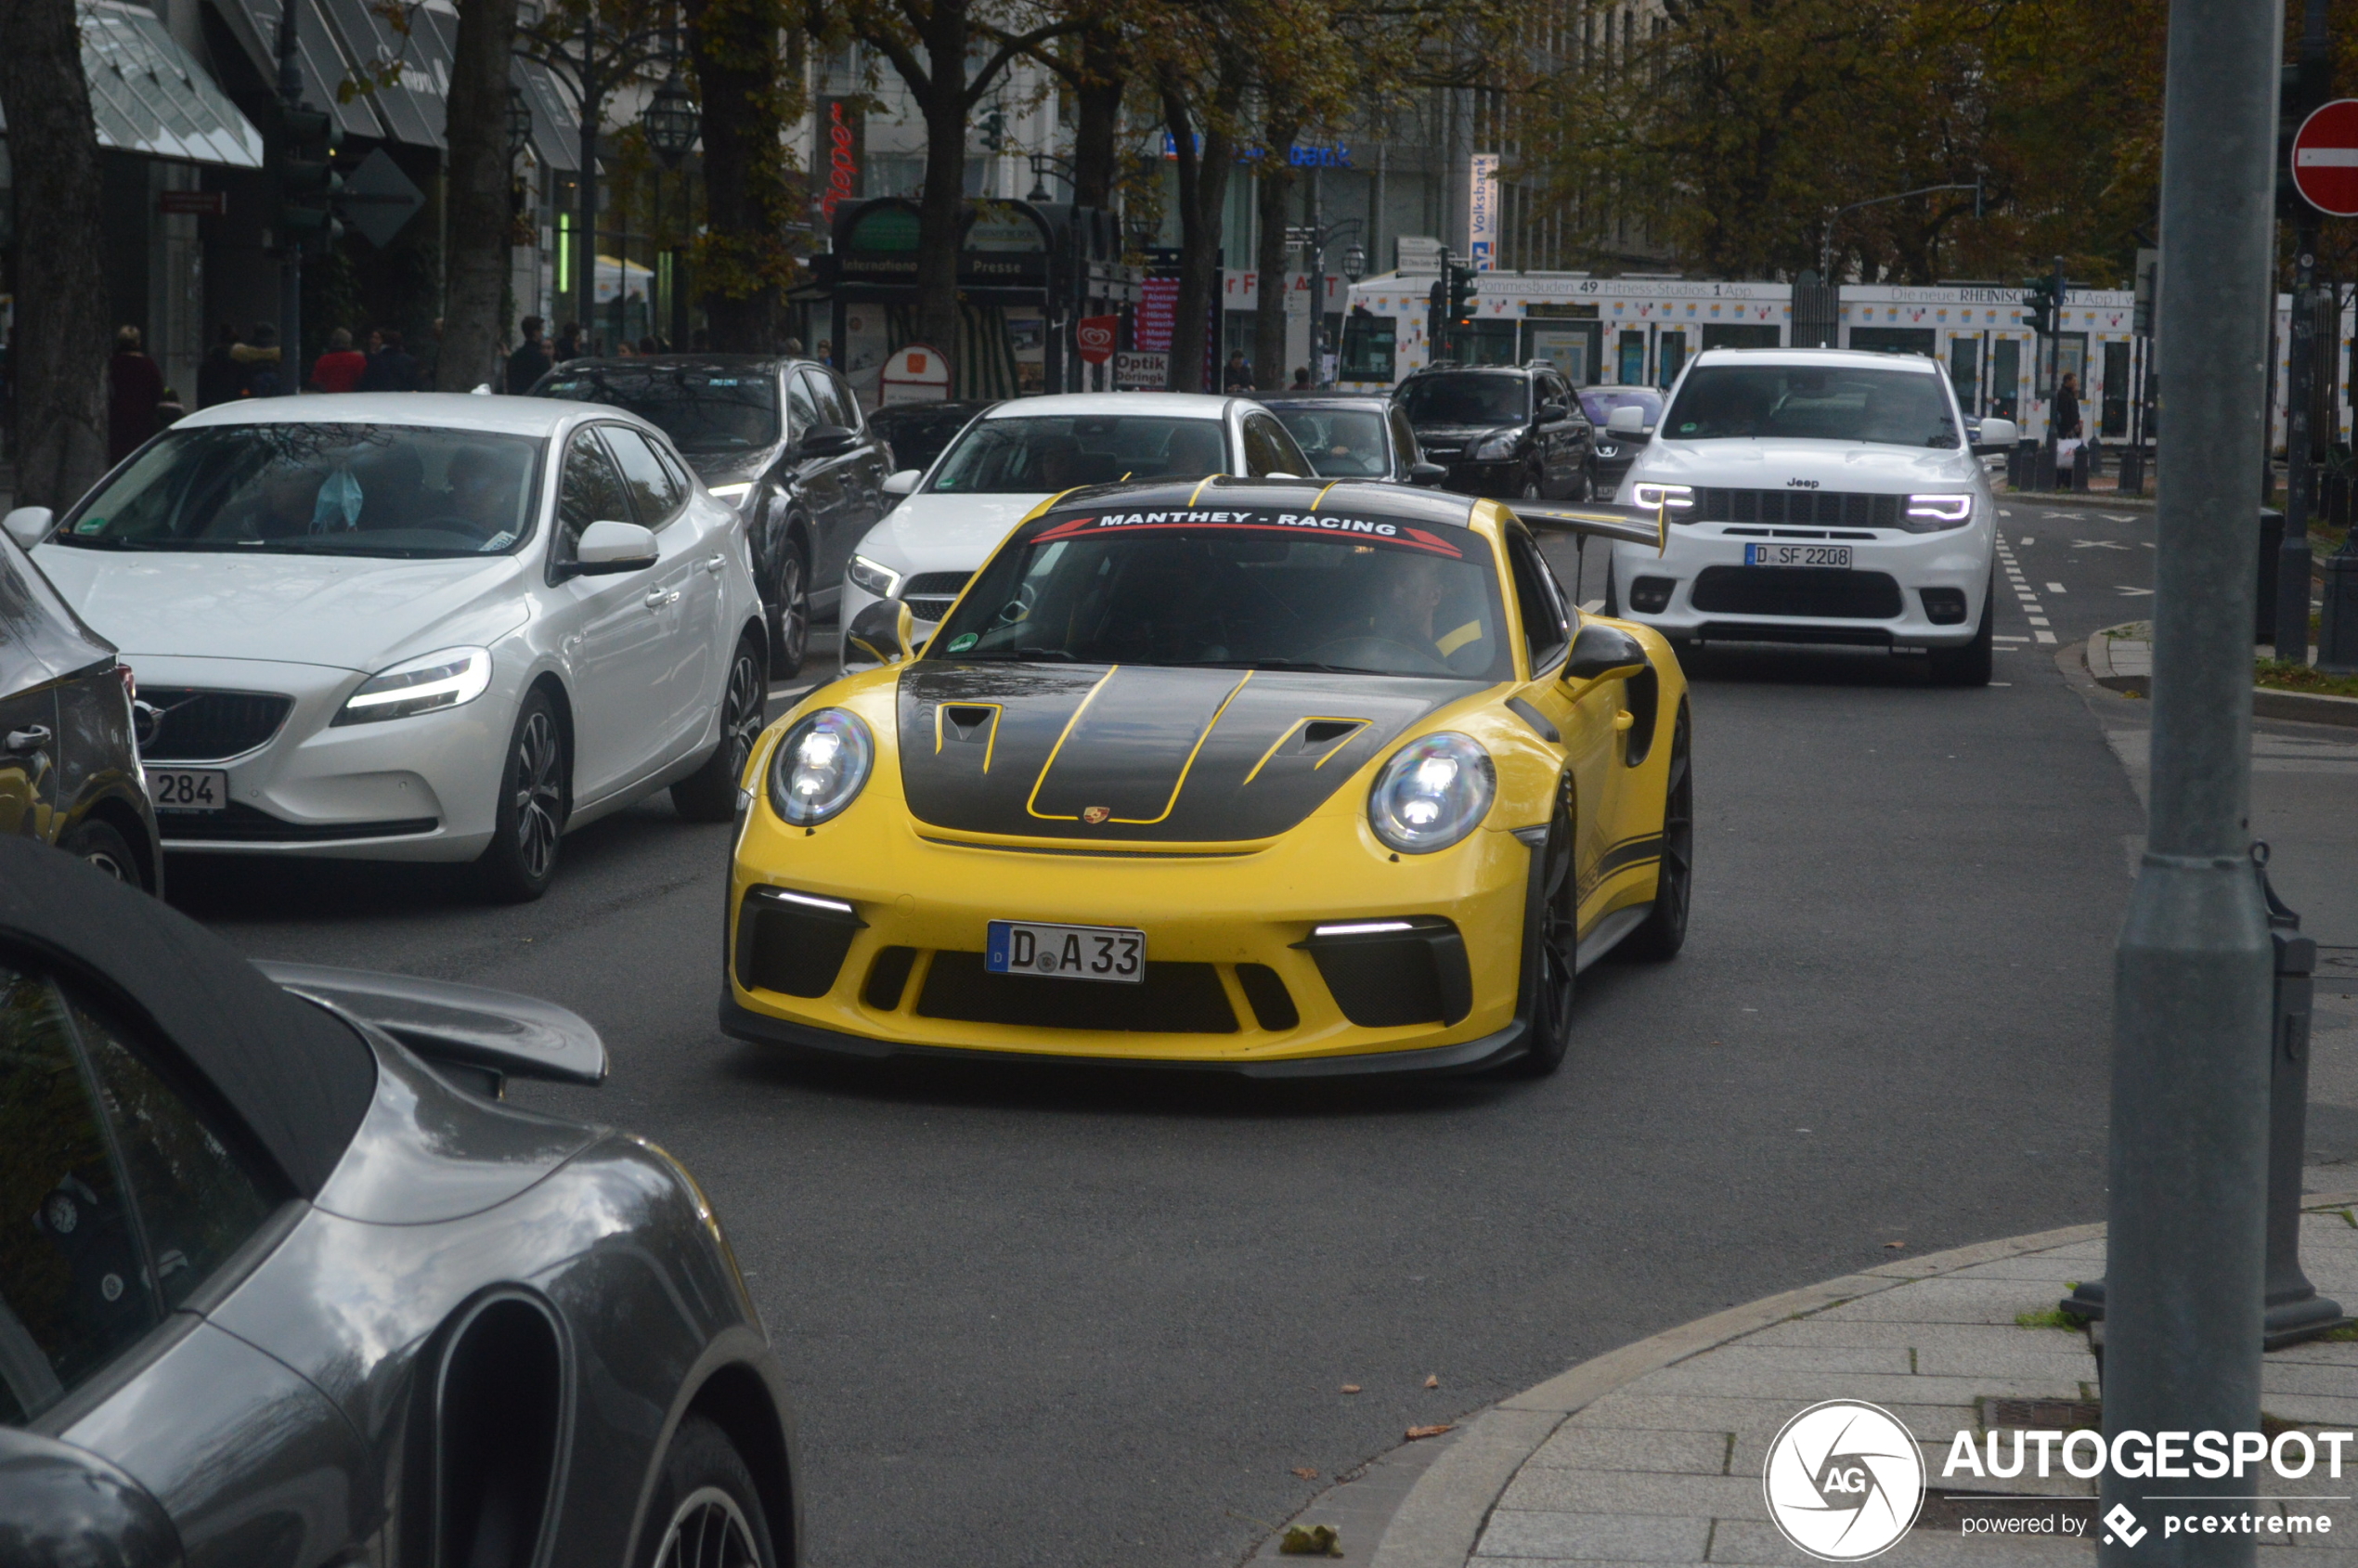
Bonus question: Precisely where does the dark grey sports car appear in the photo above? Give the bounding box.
[0,835,797,1568]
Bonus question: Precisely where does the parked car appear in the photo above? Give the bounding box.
[0,518,162,890]
[1579,386,1663,486]
[841,393,1314,664]
[531,356,889,676]
[866,399,992,480]
[1250,393,1450,486]
[0,832,799,1566]
[23,394,770,900]
[1395,363,1595,499]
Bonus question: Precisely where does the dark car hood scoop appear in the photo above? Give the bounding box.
[898,663,1470,843]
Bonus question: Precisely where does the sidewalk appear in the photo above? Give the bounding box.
[1281,1204,2358,1566]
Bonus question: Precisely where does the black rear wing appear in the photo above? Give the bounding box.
[1510,500,1667,554]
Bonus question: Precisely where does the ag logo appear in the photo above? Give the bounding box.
[1082,806,1112,824]
[1762,1400,1924,1561]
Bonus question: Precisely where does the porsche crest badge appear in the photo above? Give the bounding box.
[1082,806,1112,824]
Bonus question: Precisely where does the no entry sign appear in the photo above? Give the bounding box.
[2293,99,2358,217]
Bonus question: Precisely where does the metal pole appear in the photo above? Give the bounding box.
[2283,233,2318,661]
[1307,164,1325,387]
[2098,0,2281,1559]
[275,0,303,390]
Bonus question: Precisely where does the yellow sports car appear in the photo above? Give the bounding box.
[719,478,1690,1077]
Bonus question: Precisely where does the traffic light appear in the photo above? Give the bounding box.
[2020,273,2062,337]
[278,105,343,253]
[1428,279,1447,353]
[1446,261,1477,328]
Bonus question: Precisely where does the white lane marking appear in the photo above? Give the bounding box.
[2100,513,2140,523]
[2020,537,2036,546]
[1580,599,1604,612]
[2118,586,2155,596]
[1990,681,2014,686]
[2076,539,2130,550]
[2028,616,2051,626]
[1995,635,2031,642]
[2035,630,2057,643]
[2046,582,2066,593]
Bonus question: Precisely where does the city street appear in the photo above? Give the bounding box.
[136,500,2256,1566]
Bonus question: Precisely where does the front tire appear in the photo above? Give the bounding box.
[637,1417,780,1568]
[1621,703,1691,962]
[1501,784,1578,1078]
[58,818,144,889]
[476,690,567,902]
[672,635,767,823]
[1927,581,1994,687]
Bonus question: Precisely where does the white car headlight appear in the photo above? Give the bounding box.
[1629,482,1695,510]
[1904,493,1974,528]
[848,554,902,599]
[767,708,874,825]
[333,646,492,726]
[1368,732,1496,854]
[707,481,756,506]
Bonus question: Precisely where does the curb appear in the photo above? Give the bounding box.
[2086,624,2358,729]
[1324,1195,2358,1568]
[1993,488,2155,512]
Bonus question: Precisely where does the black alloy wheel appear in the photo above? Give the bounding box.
[1621,702,1691,961]
[477,690,566,902]
[672,636,768,823]
[769,536,810,680]
[58,818,143,889]
[1503,786,1579,1077]
[636,1418,778,1568]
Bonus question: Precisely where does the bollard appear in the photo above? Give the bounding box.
[2060,849,2347,1350]
[2073,444,2093,491]
[2258,507,2284,647]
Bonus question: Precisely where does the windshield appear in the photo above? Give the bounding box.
[54,424,543,557]
[1580,388,1662,424]
[928,507,1509,680]
[928,416,1231,494]
[535,368,780,452]
[1267,408,1390,478]
[873,404,984,473]
[1663,365,1960,448]
[1401,374,1528,427]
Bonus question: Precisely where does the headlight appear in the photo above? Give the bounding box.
[766,708,874,825]
[1472,430,1523,460]
[1904,493,1974,528]
[707,481,756,506]
[1629,482,1695,510]
[848,554,902,599]
[1367,732,1496,854]
[333,645,492,725]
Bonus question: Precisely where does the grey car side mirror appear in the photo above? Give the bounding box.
[1409,460,1450,486]
[1606,407,1649,437]
[4,505,55,549]
[1562,621,1649,686]
[846,597,916,666]
[1971,417,2019,453]
[797,425,861,460]
[572,519,658,576]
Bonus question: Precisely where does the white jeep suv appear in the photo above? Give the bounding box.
[1604,348,2014,685]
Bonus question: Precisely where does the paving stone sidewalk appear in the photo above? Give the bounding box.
[1449,1205,2358,1566]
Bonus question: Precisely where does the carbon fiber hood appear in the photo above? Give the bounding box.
[896,661,1473,842]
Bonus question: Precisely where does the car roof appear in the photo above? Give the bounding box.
[0,834,377,1199]
[551,355,803,374]
[1687,346,1942,374]
[1253,394,1395,411]
[172,392,598,437]
[980,392,1237,421]
[1040,473,1483,528]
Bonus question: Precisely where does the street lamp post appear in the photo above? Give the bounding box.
[1286,184,1361,390]
[641,57,699,350]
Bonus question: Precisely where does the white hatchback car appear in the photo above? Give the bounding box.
[1603,349,2015,685]
[838,392,1312,660]
[16,394,769,899]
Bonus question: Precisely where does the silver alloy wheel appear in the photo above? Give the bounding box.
[655,1484,760,1568]
[774,551,810,670]
[512,708,563,880]
[1520,469,1543,499]
[80,849,132,881]
[720,646,765,781]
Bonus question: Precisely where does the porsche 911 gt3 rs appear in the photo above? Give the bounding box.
[720,478,1691,1077]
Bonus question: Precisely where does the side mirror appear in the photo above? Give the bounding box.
[845,596,916,666]
[571,519,658,577]
[1971,417,2019,453]
[4,506,55,549]
[1540,400,1569,421]
[797,425,861,460]
[0,1429,184,1568]
[1561,621,1650,686]
[1606,406,1648,437]
[882,469,921,497]
[1409,460,1451,486]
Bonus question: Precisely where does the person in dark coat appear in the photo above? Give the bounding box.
[356,329,420,392]
[553,320,582,362]
[232,323,284,397]
[2053,372,2083,444]
[108,326,166,462]
[505,315,552,392]
[197,323,242,408]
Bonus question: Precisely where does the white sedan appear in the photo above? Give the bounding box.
[1603,348,2015,686]
[13,393,770,899]
[838,392,1313,660]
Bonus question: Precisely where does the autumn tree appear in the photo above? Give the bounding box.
[440,0,525,389]
[687,0,807,349]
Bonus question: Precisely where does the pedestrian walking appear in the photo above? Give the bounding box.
[197,323,242,408]
[107,326,166,462]
[506,316,552,392]
[310,328,368,394]
[233,323,285,397]
[357,329,420,392]
[1290,366,1312,390]
[2053,371,2084,485]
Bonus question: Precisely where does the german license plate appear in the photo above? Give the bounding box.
[1744,543,1852,568]
[985,920,1145,983]
[149,768,227,812]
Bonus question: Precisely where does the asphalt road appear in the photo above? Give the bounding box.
[168,511,2155,1568]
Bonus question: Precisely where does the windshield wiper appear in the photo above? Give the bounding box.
[952,647,1081,661]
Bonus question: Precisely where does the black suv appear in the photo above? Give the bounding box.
[1395,362,1595,500]
[532,356,889,676]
